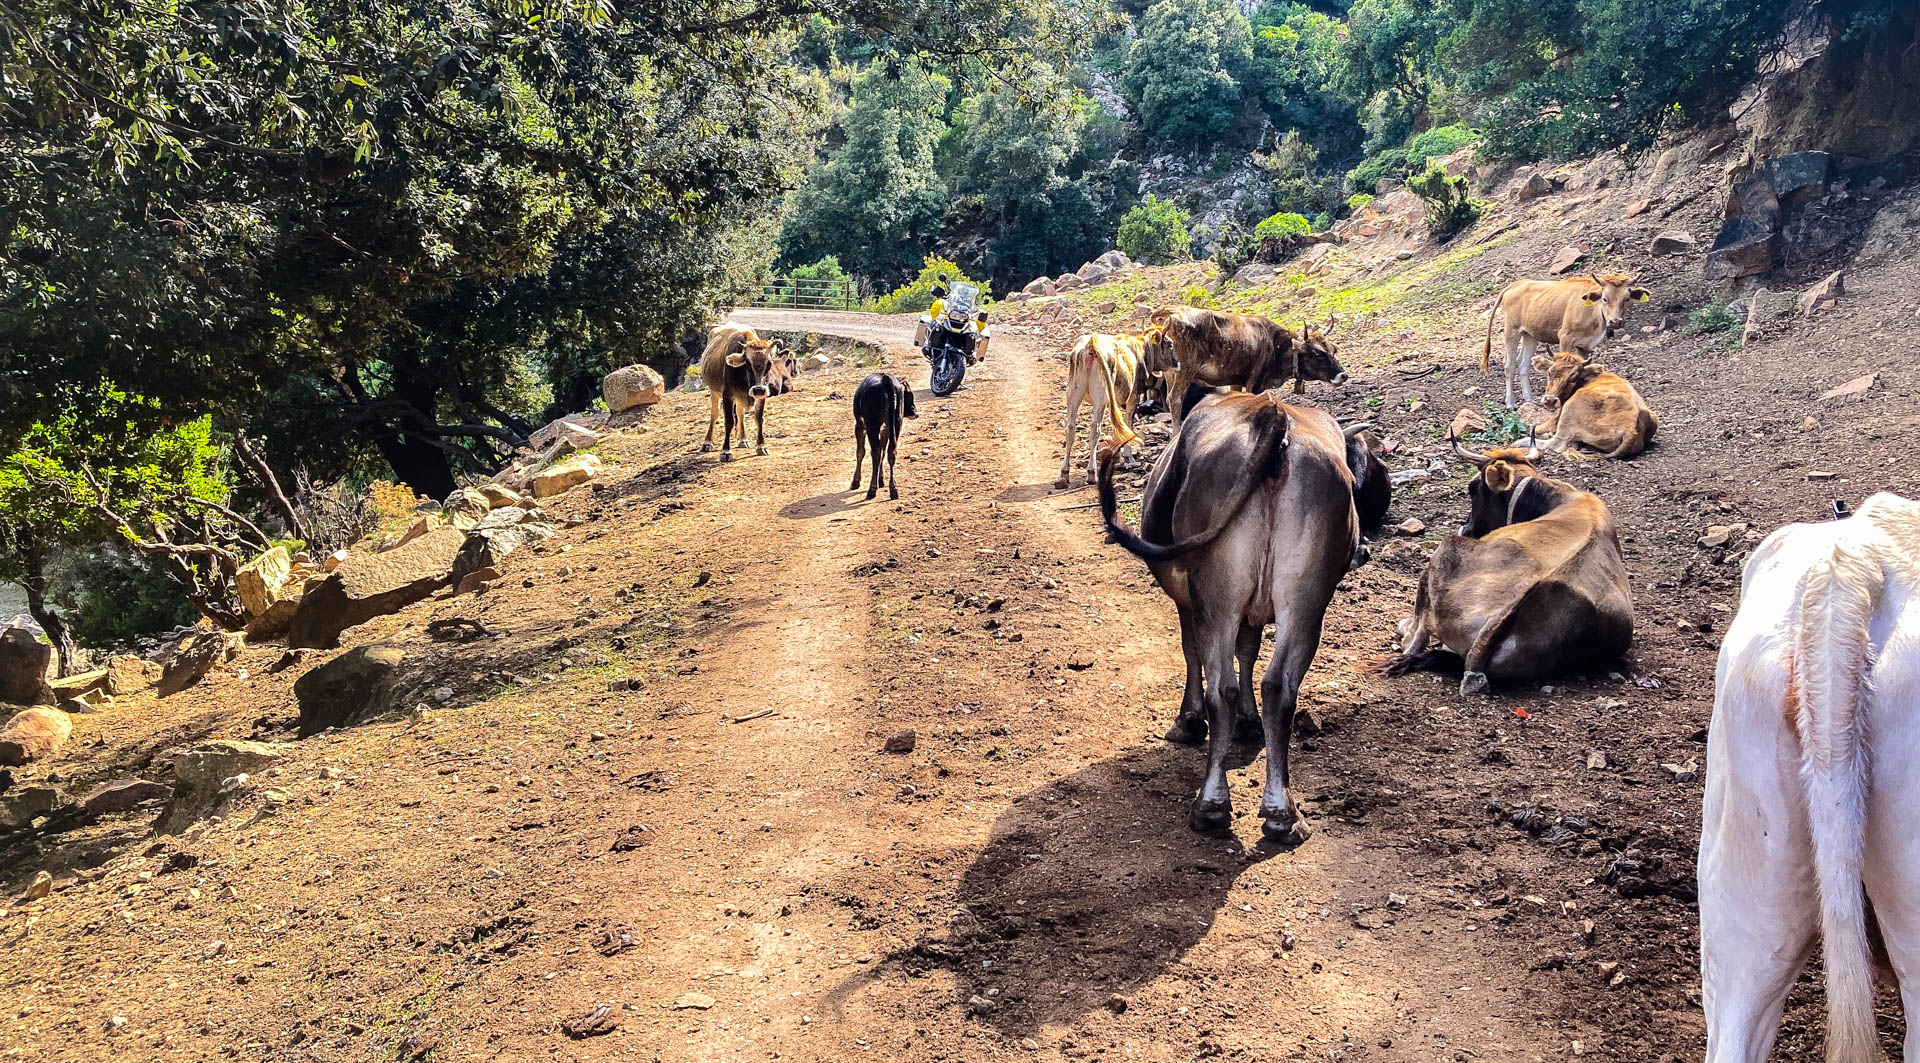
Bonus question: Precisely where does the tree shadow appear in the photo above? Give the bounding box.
[830,743,1280,1036]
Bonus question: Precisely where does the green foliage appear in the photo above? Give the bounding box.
[1467,401,1534,447]
[1406,164,1483,238]
[1210,221,1263,275]
[1248,3,1362,161]
[871,257,983,316]
[1117,195,1192,265]
[1349,124,1479,191]
[1688,302,1738,334]
[1180,285,1220,309]
[1254,131,1341,219]
[1121,0,1255,142]
[780,61,952,286]
[1254,212,1313,240]
[1347,193,1376,211]
[48,549,200,647]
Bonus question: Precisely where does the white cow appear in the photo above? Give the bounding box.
[1699,492,1920,1063]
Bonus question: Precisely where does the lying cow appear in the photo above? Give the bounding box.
[1098,390,1363,845]
[1057,328,1177,488]
[1388,438,1633,694]
[1698,492,1920,1063]
[850,373,917,500]
[1531,352,1660,459]
[1481,272,1650,409]
[1148,307,1349,423]
[700,326,798,461]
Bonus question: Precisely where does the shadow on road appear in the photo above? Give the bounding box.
[827,742,1279,1036]
[777,489,869,520]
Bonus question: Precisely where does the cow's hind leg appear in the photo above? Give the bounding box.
[1085,372,1106,485]
[1188,612,1242,834]
[1057,381,1083,489]
[1255,616,1324,847]
[702,392,719,452]
[1516,333,1538,408]
[851,418,867,490]
[884,419,900,501]
[1232,623,1263,742]
[1165,604,1207,745]
[866,425,887,500]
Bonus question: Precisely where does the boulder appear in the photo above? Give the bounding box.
[79,779,171,816]
[235,546,292,620]
[1649,230,1697,255]
[478,484,523,510]
[104,655,159,697]
[1095,250,1130,271]
[0,786,58,830]
[0,706,71,765]
[1547,244,1586,274]
[452,522,556,583]
[0,626,54,707]
[157,630,241,697]
[1798,269,1844,315]
[1512,171,1552,201]
[453,567,502,596]
[1742,289,1787,345]
[1765,151,1832,204]
[602,364,667,413]
[243,597,302,640]
[1449,408,1490,438]
[443,487,492,531]
[293,645,408,735]
[528,413,607,451]
[1724,173,1781,230]
[288,527,466,649]
[1054,273,1084,292]
[1020,277,1054,297]
[158,739,291,832]
[802,352,831,372]
[1703,217,1776,281]
[47,668,109,707]
[1075,262,1112,285]
[530,453,603,499]
[1005,291,1031,303]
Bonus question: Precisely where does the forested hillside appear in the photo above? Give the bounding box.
[776,0,1914,295]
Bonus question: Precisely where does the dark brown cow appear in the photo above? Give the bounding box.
[1344,423,1391,532]
[700,326,798,461]
[1388,439,1633,694]
[1148,306,1350,422]
[1098,390,1363,845]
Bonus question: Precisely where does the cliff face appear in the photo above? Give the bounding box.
[1747,12,1920,166]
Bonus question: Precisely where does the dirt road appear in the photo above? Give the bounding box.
[0,310,1741,1063]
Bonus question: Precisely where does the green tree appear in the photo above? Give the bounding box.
[1117,195,1192,264]
[1121,0,1255,142]
[779,61,953,286]
[1337,0,1449,152]
[871,257,984,316]
[1248,3,1363,162]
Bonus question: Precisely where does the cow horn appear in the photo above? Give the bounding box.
[1451,431,1491,466]
[1342,421,1373,441]
[1323,312,1337,335]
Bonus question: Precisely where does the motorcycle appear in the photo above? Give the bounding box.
[916,276,990,397]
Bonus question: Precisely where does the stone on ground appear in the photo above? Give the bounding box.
[602,364,667,413]
[293,645,408,735]
[531,453,603,499]
[0,625,54,707]
[288,527,466,649]
[235,546,292,620]
[0,706,72,765]
[157,630,242,697]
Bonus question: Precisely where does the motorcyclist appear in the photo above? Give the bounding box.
[916,274,990,366]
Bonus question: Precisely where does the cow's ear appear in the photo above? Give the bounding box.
[1630,287,1650,301]
[725,353,747,367]
[1145,326,1163,343]
[1530,354,1552,372]
[901,387,918,418]
[1582,291,1602,303]
[1482,464,1513,493]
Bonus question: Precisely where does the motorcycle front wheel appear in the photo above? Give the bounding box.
[930,349,966,396]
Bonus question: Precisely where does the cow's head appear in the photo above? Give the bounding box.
[1581,272,1651,336]
[725,339,798,399]
[1296,316,1349,386]
[1530,352,1606,411]
[1452,433,1546,537]
[1141,325,1180,376]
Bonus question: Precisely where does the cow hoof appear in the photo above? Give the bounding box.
[865,490,878,501]
[1261,816,1312,848]
[888,490,899,501]
[756,446,770,457]
[720,451,734,463]
[1054,476,1070,490]
[851,480,862,491]
[1164,718,1206,745]
[1188,800,1232,834]
[700,443,714,453]
[1460,670,1490,696]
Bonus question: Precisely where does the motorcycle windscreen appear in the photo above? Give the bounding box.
[945,282,978,319]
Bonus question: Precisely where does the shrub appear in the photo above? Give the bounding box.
[1687,302,1737,334]
[1312,211,1333,232]
[1253,211,1312,240]
[1466,401,1533,448]
[1406,164,1482,239]
[1346,192,1375,212]
[1210,221,1262,275]
[870,256,983,316]
[1117,195,1192,265]
[1405,124,1480,168]
[1349,148,1408,193]
[48,547,200,647]
[1180,284,1218,309]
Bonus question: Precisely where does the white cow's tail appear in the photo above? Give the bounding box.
[1794,546,1883,1063]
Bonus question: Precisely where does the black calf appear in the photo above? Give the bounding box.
[851,374,917,500]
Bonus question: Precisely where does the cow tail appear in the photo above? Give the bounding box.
[1099,346,1137,448]
[1100,402,1285,564]
[1481,285,1508,374]
[1795,547,1881,1063]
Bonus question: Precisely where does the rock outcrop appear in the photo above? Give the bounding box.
[603,364,667,413]
[156,630,241,697]
[530,453,603,499]
[293,644,408,734]
[288,527,466,648]
[0,706,72,765]
[0,625,54,707]
[156,739,290,832]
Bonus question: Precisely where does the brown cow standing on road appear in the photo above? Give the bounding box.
[1482,273,1650,409]
[1389,439,1633,694]
[1098,390,1364,845]
[1531,352,1660,459]
[1057,328,1179,487]
[1149,306,1350,423]
[700,326,798,461]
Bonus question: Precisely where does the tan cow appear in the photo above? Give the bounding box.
[1530,352,1659,459]
[700,326,798,461]
[1481,272,1650,409]
[1149,306,1349,423]
[1388,439,1633,695]
[1057,328,1177,488]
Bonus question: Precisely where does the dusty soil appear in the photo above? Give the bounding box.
[6,144,1920,1063]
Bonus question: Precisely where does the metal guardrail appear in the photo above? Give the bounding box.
[751,276,859,311]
